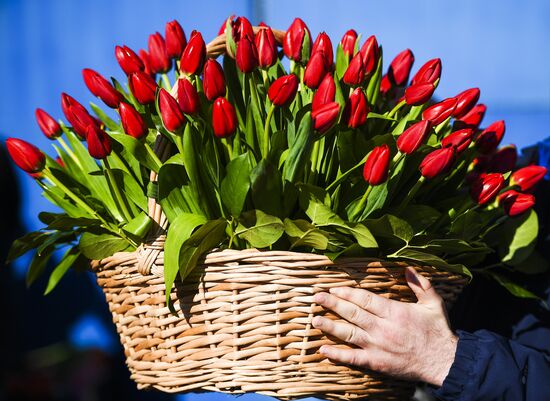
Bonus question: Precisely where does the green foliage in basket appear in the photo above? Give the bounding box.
[6,17,548,304]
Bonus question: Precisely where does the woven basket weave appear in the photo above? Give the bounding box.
[90,28,469,401]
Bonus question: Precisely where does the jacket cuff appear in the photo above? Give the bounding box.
[431,330,481,401]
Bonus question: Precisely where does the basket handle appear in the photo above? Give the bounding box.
[137,26,286,276]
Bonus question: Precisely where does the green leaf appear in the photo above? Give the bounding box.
[236,210,284,248]
[283,110,312,183]
[26,247,55,287]
[107,168,147,213]
[79,231,132,260]
[365,214,414,243]
[250,159,283,217]
[367,112,396,121]
[487,271,542,300]
[44,247,81,295]
[366,46,383,106]
[122,212,152,240]
[451,209,483,240]
[335,44,350,81]
[39,212,100,231]
[499,210,538,265]
[221,153,251,216]
[7,231,51,263]
[284,218,329,250]
[389,248,472,278]
[90,102,120,131]
[109,132,162,173]
[400,205,441,233]
[511,250,550,275]
[164,213,208,307]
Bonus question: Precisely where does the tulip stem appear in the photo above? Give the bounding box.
[56,137,82,169]
[388,100,406,118]
[144,142,163,171]
[263,104,276,158]
[161,74,172,90]
[350,185,373,221]
[396,176,426,214]
[103,158,134,222]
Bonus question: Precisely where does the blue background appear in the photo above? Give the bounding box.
[0,1,548,400]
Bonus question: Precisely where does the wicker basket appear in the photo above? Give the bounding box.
[90,28,469,401]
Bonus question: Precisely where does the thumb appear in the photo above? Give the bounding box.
[405,266,441,305]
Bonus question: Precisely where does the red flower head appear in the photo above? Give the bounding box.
[115,45,144,75]
[82,68,123,109]
[454,103,486,130]
[340,29,358,58]
[165,20,187,59]
[119,102,147,139]
[419,147,456,179]
[212,97,237,138]
[304,51,328,89]
[397,120,432,154]
[343,52,365,86]
[363,144,390,186]
[343,88,369,128]
[203,59,226,101]
[312,73,336,110]
[475,120,506,154]
[158,88,186,133]
[255,26,277,68]
[405,82,435,106]
[311,102,340,133]
[470,172,504,205]
[311,32,333,68]
[380,75,392,96]
[6,138,46,173]
[411,58,442,85]
[488,145,517,173]
[35,108,61,139]
[86,125,112,159]
[148,32,171,74]
[498,190,536,217]
[268,74,299,107]
[388,49,414,86]
[236,34,259,73]
[138,49,155,77]
[510,165,547,192]
[359,35,379,75]
[283,18,311,62]
[128,71,158,105]
[453,88,480,119]
[231,16,254,43]
[422,97,457,126]
[441,128,474,154]
[177,77,200,115]
[61,93,98,139]
[180,30,206,75]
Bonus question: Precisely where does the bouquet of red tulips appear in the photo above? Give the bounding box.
[6,16,547,300]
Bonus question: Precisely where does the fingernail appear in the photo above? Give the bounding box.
[405,267,422,288]
[319,345,327,354]
[314,292,326,303]
[329,287,342,295]
[312,316,322,327]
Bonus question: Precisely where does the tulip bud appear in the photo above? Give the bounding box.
[128,71,158,105]
[231,16,254,43]
[453,88,480,119]
[35,108,61,139]
[6,138,46,173]
[388,49,414,87]
[311,32,333,68]
[379,75,392,96]
[86,125,111,159]
[498,190,535,217]
[343,88,369,128]
[363,144,390,186]
[203,59,226,101]
[119,102,147,139]
[268,74,299,107]
[455,104,486,132]
[340,29,358,58]
[422,97,457,126]
[311,102,340,133]
[405,82,435,106]
[475,120,505,154]
[441,129,474,154]
[61,93,98,138]
[397,120,432,154]
[180,30,206,75]
[82,68,123,109]
[138,49,155,77]
[212,97,237,138]
[488,145,517,173]
[218,15,235,36]
[148,32,171,74]
[165,20,187,59]
[312,73,336,110]
[236,34,259,73]
[115,45,144,75]
[411,58,442,86]
[359,35,379,75]
[510,165,547,192]
[158,88,186,133]
[343,52,365,86]
[419,147,456,179]
[304,52,327,89]
[283,18,311,62]
[255,26,277,68]
[177,77,200,115]
[470,173,504,205]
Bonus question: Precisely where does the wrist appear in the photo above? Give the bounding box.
[424,332,459,387]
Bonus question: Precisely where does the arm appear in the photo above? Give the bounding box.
[312,267,550,401]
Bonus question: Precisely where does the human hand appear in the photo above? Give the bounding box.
[312,266,458,387]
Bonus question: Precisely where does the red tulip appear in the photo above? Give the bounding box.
[55,156,65,168]
[165,20,187,59]
[6,138,46,173]
[476,120,505,154]
[203,59,226,101]
[343,52,365,86]
[453,88,480,119]
[470,173,504,205]
[86,125,111,159]
[283,18,311,62]
[454,103,486,130]
[441,128,474,153]
[311,32,333,68]
[119,102,147,139]
[180,30,206,75]
[138,49,155,77]
[35,108,61,139]
[115,45,144,75]
[380,75,392,96]
[340,29,358,58]
[148,32,171,74]
[212,97,237,138]
[488,145,517,173]
[498,190,535,217]
[388,49,414,86]
[343,88,369,128]
[411,58,442,85]
[218,15,235,35]
[397,120,432,154]
[236,34,258,73]
[82,68,123,108]
[255,26,277,68]
[268,74,299,106]
[312,73,336,110]
[158,88,186,132]
[231,16,254,43]
[304,51,327,89]
[363,144,390,186]
[177,77,200,115]
[311,102,340,133]
[419,147,456,179]
[405,82,435,106]
[61,93,98,138]
[128,72,158,105]
[510,165,547,192]
[359,35,379,75]
[422,97,457,125]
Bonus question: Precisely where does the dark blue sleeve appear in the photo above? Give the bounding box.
[431,329,550,401]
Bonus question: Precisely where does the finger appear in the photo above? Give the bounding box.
[312,316,369,347]
[318,345,370,368]
[314,292,377,329]
[405,266,441,305]
[329,286,391,318]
